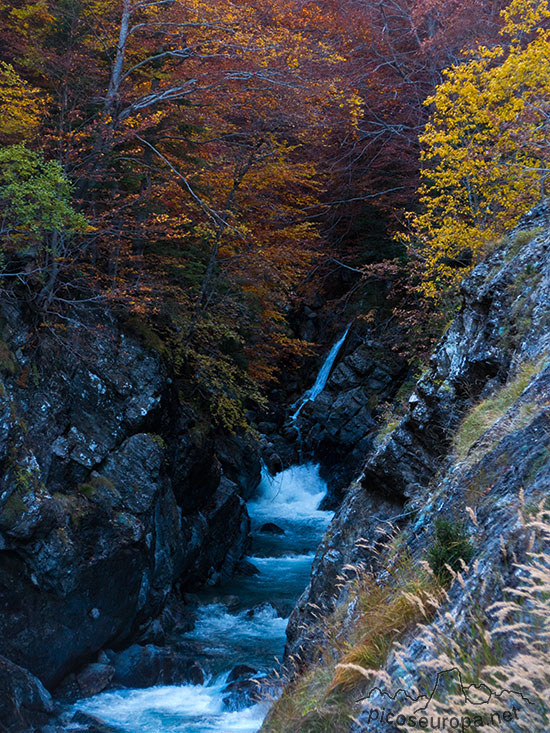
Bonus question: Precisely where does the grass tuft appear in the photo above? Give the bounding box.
[455,359,544,460]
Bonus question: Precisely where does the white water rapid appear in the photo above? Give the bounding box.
[72,464,333,732]
[71,327,354,731]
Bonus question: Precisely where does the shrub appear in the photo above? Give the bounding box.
[427,518,474,585]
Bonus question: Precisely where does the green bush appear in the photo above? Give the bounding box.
[427,518,474,585]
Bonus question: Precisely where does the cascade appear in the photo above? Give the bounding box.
[290,324,351,422]
[69,334,354,731]
[72,464,333,732]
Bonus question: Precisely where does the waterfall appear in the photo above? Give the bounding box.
[70,332,348,733]
[290,323,351,422]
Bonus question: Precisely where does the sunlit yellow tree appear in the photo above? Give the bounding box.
[0,62,45,143]
[411,0,550,298]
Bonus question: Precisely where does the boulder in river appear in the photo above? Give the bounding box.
[245,601,278,619]
[222,678,263,712]
[55,662,115,702]
[227,664,257,683]
[69,710,122,732]
[222,675,277,712]
[259,522,286,535]
[107,644,204,688]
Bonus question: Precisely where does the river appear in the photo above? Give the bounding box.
[72,464,333,732]
[72,327,350,731]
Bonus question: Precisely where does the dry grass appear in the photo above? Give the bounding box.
[263,546,443,732]
[330,552,442,690]
[455,358,545,461]
[342,508,550,732]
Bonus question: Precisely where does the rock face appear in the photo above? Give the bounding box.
[279,329,407,502]
[0,303,259,701]
[0,654,55,731]
[279,209,550,721]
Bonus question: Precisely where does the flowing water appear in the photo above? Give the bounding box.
[73,464,333,732]
[290,323,351,422]
[73,327,351,731]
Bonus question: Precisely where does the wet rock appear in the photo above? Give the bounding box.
[264,452,284,475]
[180,477,251,587]
[74,662,115,697]
[137,593,198,645]
[259,522,285,535]
[207,594,241,611]
[235,559,260,577]
[107,644,204,688]
[245,602,278,619]
[55,663,115,702]
[222,675,275,712]
[222,679,262,712]
[227,664,257,683]
[0,654,55,731]
[70,710,122,732]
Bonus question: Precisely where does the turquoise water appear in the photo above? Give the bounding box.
[73,464,332,732]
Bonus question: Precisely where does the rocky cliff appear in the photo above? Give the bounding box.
[0,301,260,729]
[262,326,407,507]
[264,205,550,731]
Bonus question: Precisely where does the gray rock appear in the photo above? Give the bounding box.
[55,663,115,703]
[227,664,257,683]
[108,644,204,688]
[70,710,121,732]
[290,337,406,495]
[0,654,55,731]
[0,302,259,691]
[281,215,550,727]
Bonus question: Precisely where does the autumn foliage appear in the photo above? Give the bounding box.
[410,0,550,298]
[0,0,544,426]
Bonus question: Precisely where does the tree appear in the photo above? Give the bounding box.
[410,0,550,298]
[0,62,45,143]
[0,0,359,429]
[0,144,89,307]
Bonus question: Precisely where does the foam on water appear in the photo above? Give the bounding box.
[248,463,332,524]
[73,463,334,732]
[190,602,288,646]
[74,679,267,732]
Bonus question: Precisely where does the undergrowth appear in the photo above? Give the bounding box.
[263,546,443,732]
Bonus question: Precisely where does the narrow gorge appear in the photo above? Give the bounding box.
[2,206,550,732]
[2,0,550,730]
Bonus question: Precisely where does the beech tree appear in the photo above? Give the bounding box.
[0,0,359,428]
[410,0,550,298]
